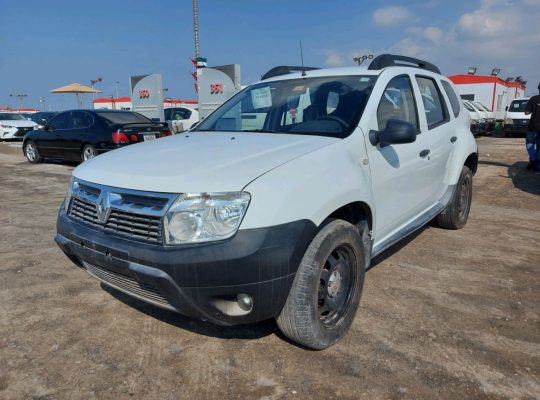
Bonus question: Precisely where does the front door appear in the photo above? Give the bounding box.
[365,74,433,243]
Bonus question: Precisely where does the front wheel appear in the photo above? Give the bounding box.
[81,144,97,162]
[277,220,366,350]
[436,165,473,229]
[24,141,43,163]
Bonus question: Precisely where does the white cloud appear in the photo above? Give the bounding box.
[324,50,345,67]
[373,6,413,27]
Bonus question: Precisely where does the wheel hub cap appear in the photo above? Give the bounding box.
[327,270,342,298]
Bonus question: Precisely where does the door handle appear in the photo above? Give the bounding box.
[450,136,457,143]
[419,149,430,158]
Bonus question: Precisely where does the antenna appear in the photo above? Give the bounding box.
[300,41,306,77]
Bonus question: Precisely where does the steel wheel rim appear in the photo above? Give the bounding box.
[318,244,355,327]
[26,143,36,161]
[83,147,96,161]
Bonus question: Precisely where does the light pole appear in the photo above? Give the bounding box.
[39,96,45,111]
[90,78,102,100]
[9,93,28,110]
[193,0,200,58]
[115,81,120,99]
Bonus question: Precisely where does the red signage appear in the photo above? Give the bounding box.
[210,83,224,94]
[139,89,150,99]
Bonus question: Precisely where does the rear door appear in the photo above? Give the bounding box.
[365,74,433,241]
[58,111,95,160]
[413,76,453,203]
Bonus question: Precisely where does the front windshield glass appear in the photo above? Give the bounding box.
[194,75,377,138]
[0,113,25,121]
[509,100,528,112]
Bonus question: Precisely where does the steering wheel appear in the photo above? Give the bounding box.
[318,115,348,129]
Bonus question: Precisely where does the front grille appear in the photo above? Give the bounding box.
[515,120,529,128]
[67,180,177,245]
[70,197,163,243]
[81,261,175,311]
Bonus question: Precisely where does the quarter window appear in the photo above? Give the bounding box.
[416,76,449,129]
[377,76,418,131]
[441,80,461,118]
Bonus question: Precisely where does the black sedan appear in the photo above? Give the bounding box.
[23,110,171,163]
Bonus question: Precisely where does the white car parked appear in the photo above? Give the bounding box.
[0,112,37,140]
[462,100,482,135]
[471,101,495,133]
[55,54,478,349]
[504,98,531,137]
[164,107,200,133]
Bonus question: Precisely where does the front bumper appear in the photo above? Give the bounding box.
[55,206,316,325]
[503,123,529,135]
[1,126,33,140]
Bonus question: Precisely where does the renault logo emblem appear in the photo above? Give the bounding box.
[96,191,111,223]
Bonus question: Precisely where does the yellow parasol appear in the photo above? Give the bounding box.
[50,83,102,109]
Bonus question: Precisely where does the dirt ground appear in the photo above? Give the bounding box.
[0,137,538,400]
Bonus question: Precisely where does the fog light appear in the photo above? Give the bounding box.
[237,294,253,311]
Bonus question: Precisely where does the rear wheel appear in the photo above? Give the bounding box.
[277,220,366,350]
[81,145,97,162]
[24,141,43,163]
[436,166,473,229]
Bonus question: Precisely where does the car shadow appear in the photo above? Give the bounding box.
[101,284,277,340]
[479,160,540,196]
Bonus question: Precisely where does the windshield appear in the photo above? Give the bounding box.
[194,75,377,138]
[463,102,475,112]
[0,113,26,121]
[473,102,489,112]
[509,100,528,112]
[98,111,153,125]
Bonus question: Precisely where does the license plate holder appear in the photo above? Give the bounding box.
[143,134,157,141]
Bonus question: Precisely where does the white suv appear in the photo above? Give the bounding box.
[55,54,478,349]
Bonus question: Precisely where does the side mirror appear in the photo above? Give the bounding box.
[505,106,508,111]
[369,119,417,146]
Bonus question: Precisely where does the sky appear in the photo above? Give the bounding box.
[1,0,539,110]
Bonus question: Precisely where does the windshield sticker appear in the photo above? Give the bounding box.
[292,85,306,92]
[251,87,272,109]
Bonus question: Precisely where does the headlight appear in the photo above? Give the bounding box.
[64,178,76,213]
[0,124,14,129]
[164,192,250,244]
[504,118,513,125]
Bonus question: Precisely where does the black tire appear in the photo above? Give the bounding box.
[81,144,97,162]
[277,220,366,350]
[24,140,43,163]
[436,166,473,230]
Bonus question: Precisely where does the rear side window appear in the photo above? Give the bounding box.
[416,76,449,129]
[377,75,418,131]
[441,80,461,118]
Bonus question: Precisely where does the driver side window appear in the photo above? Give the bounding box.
[377,76,418,132]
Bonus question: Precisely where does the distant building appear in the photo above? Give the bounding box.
[448,75,526,119]
[93,97,197,110]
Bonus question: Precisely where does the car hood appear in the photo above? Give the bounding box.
[0,120,36,127]
[74,132,339,193]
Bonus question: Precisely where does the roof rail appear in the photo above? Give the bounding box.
[368,54,441,74]
[261,66,320,80]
